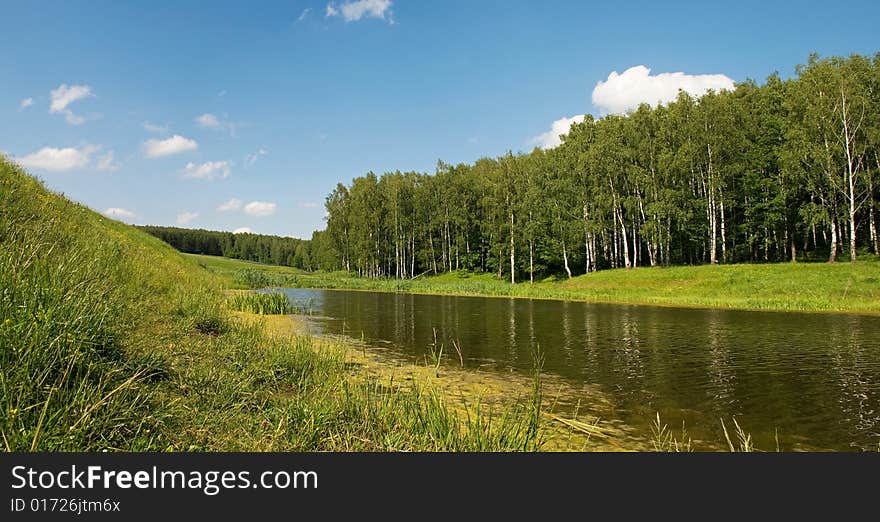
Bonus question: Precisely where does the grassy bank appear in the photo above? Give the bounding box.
[0,157,545,451]
[187,253,880,314]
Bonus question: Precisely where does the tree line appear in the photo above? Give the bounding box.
[139,225,317,270]
[315,53,880,282]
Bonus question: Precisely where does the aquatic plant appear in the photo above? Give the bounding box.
[227,291,292,315]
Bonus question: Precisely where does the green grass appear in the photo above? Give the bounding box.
[0,156,544,452]
[187,253,880,314]
[226,292,293,315]
[4,154,862,452]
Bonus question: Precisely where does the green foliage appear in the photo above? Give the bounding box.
[138,225,314,270]
[234,268,272,289]
[320,53,880,281]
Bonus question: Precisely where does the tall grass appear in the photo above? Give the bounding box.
[0,156,548,452]
[227,292,292,315]
[1,163,159,450]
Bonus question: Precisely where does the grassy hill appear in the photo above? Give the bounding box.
[0,157,542,451]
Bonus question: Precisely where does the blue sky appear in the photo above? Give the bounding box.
[2,0,879,238]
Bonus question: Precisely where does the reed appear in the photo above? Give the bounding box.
[227,292,292,315]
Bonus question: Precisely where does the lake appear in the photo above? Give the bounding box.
[275,288,880,451]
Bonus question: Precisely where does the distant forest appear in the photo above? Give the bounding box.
[139,226,317,270]
[317,53,880,281]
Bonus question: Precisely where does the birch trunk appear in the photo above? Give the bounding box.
[509,210,515,284]
[529,240,534,284]
[841,91,859,262]
[562,240,572,279]
[829,218,838,263]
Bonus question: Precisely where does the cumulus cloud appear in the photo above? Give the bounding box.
[233,227,253,234]
[245,147,268,167]
[17,145,98,171]
[19,97,33,109]
[103,207,136,221]
[181,160,231,180]
[96,150,120,171]
[217,198,243,212]
[591,65,734,115]
[49,84,93,125]
[244,201,277,217]
[143,121,169,134]
[529,114,585,149]
[326,0,393,23]
[195,113,236,135]
[176,211,199,225]
[143,135,198,158]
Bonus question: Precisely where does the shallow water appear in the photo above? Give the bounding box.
[276,288,880,450]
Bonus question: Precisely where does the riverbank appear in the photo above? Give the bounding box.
[187,253,880,314]
[0,157,545,452]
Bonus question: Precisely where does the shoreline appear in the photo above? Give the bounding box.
[283,284,880,317]
[186,253,880,316]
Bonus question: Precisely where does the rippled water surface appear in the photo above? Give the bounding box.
[278,288,880,450]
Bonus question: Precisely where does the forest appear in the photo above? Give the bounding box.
[315,54,880,282]
[139,225,316,269]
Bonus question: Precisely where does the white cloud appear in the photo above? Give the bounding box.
[298,201,320,209]
[16,145,98,171]
[63,112,86,125]
[143,135,198,158]
[49,84,92,112]
[195,113,236,135]
[245,147,268,167]
[19,97,33,109]
[591,65,734,115]
[49,84,93,125]
[181,160,231,180]
[233,227,253,234]
[103,207,136,221]
[96,150,120,171]
[326,0,393,23]
[529,114,585,149]
[244,201,277,217]
[298,8,311,21]
[176,211,199,225]
[217,198,243,212]
[143,121,169,134]
[195,113,220,128]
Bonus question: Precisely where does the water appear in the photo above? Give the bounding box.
[277,288,880,450]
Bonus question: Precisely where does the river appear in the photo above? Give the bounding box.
[275,288,880,451]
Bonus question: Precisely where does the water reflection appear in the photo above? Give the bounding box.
[279,288,880,450]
